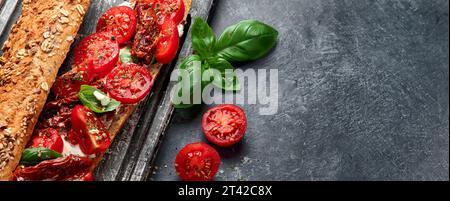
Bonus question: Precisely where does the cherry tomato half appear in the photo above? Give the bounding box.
[51,63,94,99]
[202,105,247,147]
[105,63,154,104]
[71,105,111,155]
[74,32,119,78]
[29,128,64,153]
[96,6,137,45]
[159,0,186,24]
[175,142,221,181]
[155,20,179,64]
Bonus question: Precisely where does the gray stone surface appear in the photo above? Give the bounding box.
[152,0,449,181]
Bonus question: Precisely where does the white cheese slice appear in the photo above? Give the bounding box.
[61,138,96,159]
[178,24,184,37]
[93,91,111,106]
[119,1,132,8]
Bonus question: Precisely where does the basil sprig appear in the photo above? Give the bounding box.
[207,57,241,91]
[173,18,278,108]
[214,20,279,62]
[191,17,216,58]
[173,55,206,109]
[20,147,62,166]
[78,85,121,113]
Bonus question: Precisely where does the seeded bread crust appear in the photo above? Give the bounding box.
[0,0,91,180]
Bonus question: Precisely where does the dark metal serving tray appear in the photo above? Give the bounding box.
[0,0,215,181]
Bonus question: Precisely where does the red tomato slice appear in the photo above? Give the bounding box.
[159,0,186,24]
[96,6,137,45]
[202,105,247,147]
[70,105,111,155]
[175,142,221,181]
[29,128,64,153]
[105,63,154,104]
[65,171,94,181]
[155,20,179,64]
[82,172,94,181]
[51,63,94,99]
[67,129,80,145]
[74,32,119,78]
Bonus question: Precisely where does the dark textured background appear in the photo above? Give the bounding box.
[1,0,448,181]
[152,0,449,181]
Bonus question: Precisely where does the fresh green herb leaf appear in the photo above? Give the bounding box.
[173,55,210,108]
[179,55,203,71]
[207,57,240,91]
[78,85,121,113]
[191,17,216,58]
[175,19,278,108]
[214,20,278,62]
[20,147,62,166]
[120,46,138,64]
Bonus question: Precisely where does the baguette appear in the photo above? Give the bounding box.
[4,0,192,180]
[0,0,91,180]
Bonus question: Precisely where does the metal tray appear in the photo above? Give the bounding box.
[0,0,215,181]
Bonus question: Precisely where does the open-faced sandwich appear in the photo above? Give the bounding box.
[0,0,192,181]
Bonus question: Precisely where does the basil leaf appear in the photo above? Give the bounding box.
[20,148,62,166]
[120,46,138,64]
[179,55,203,71]
[78,85,121,113]
[207,58,241,91]
[173,55,210,108]
[214,20,278,62]
[191,17,216,58]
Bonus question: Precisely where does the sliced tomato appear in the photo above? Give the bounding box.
[105,63,154,104]
[155,20,179,64]
[29,128,64,153]
[202,105,247,147]
[159,0,186,24]
[51,63,94,99]
[96,6,137,45]
[82,172,94,181]
[65,171,94,181]
[74,32,119,78]
[71,105,111,155]
[67,129,80,145]
[12,155,92,181]
[175,142,221,181]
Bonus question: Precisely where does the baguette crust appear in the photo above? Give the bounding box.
[0,0,91,180]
